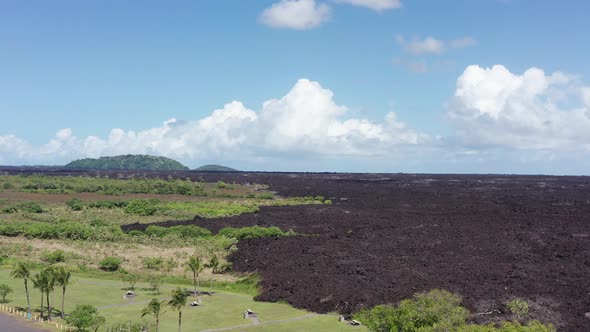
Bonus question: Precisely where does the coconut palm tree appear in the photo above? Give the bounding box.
[54,267,71,318]
[41,267,56,319]
[168,288,188,332]
[31,273,46,318]
[141,298,166,332]
[10,262,32,314]
[206,254,220,274]
[185,256,204,296]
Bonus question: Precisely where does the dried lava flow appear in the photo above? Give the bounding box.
[3,168,590,330]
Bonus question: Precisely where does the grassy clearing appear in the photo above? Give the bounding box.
[0,269,362,332]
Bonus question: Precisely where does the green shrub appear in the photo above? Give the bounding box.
[2,182,14,189]
[142,257,164,270]
[218,226,287,240]
[257,193,275,200]
[506,299,529,318]
[125,199,159,216]
[65,305,106,331]
[66,198,84,211]
[41,249,66,264]
[89,219,109,227]
[0,284,13,303]
[144,225,212,238]
[87,200,128,209]
[354,289,469,332]
[216,181,227,189]
[128,230,144,237]
[1,207,18,213]
[19,202,44,213]
[99,256,122,271]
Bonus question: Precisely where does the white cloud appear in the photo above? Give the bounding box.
[0,79,427,165]
[449,37,477,49]
[395,35,444,55]
[333,0,402,11]
[395,35,476,55]
[447,65,590,150]
[260,0,331,30]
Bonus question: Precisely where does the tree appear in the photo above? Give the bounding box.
[168,288,188,332]
[0,284,13,303]
[206,254,220,274]
[41,267,56,319]
[54,267,72,318]
[10,261,32,313]
[122,273,140,290]
[65,305,105,332]
[148,275,162,295]
[32,273,46,318]
[99,256,122,271]
[185,256,204,296]
[142,299,166,332]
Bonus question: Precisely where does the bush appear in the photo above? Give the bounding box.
[1,207,17,213]
[216,181,227,189]
[257,193,275,200]
[355,290,555,332]
[2,182,14,189]
[128,230,144,237]
[99,256,122,271]
[0,284,13,303]
[87,200,128,209]
[19,202,44,213]
[506,299,529,318]
[354,289,468,332]
[41,249,66,264]
[66,198,84,211]
[144,225,212,239]
[218,226,287,240]
[125,199,159,216]
[142,257,164,270]
[65,305,106,332]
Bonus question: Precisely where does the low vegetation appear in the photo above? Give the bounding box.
[354,289,554,332]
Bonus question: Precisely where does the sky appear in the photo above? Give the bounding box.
[1,0,590,174]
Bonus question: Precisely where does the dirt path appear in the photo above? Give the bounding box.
[200,313,319,332]
[0,313,50,332]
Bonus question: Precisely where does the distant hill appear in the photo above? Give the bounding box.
[64,155,189,171]
[194,164,238,172]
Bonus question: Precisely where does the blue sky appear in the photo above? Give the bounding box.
[1,0,590,174]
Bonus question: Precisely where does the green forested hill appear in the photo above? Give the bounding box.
[64,155,189,171]
[194,164,238,172]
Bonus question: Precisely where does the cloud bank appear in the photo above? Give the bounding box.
[0,79,425,166]
[2,65,590,171]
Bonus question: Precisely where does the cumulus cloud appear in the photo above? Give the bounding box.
[0,79,427,165]
[395,35,476,55]
[333,0,402,11]
[447,65,590,150]
[260,0,331,30]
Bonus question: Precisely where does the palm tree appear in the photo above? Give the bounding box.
[206,254,220,274]
[41,268,56,319]
[185,256,204,296]
[168,288,188,332]
[10,262,32,314]
[141,299,166,332]
[54,267,71,318]
[32,273,45,318]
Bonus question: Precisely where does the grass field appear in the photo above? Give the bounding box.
[0,269,365,332]
[0,175,355,331]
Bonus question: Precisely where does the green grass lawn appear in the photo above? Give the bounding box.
[0,269,365,332]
